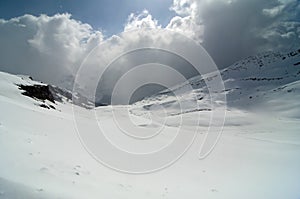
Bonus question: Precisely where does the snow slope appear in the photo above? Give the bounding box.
[133,49,300,117]
[0,49,300,198]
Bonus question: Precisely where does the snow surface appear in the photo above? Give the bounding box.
[0,49,300,198]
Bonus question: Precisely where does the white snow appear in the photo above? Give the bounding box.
[0,49,300,198]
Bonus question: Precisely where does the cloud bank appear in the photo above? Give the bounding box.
[0,13,103,88]
[0,0,299,103]
[167,0,300,67]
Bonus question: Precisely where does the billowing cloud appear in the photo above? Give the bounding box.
[166,15,203,42]
[0,13,103,88]
[77,28,206,104]
[167,0,300,68]
[0,1,298,104]
[0,12,201,104]
[124,10,161,31]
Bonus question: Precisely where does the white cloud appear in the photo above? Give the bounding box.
[0,12,197,103]
[263,5,285,18]
[166,15,203,43]
[167,0,300,67]
[0,13,103,88]
[124,10,161,31]
[171,0,198,16]
[78,28,206,103]
[0,2,299,103]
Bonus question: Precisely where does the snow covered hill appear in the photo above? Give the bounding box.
[0,49,300,198]
[133,49,300,118]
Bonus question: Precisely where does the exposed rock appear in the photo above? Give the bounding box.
[40,104,50,109]
[18,84,56,103]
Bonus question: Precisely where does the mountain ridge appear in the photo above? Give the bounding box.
[132,48,300,118]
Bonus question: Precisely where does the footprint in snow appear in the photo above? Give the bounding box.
[73,165,90,175]
[39,167,49,172]
[26,138,33,144]
[118,184,132,190]
[211,189,218,193]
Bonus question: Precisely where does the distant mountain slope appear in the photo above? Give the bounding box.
[133,49,300,118]
[0,71,93,110]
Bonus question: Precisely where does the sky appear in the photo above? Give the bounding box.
[0,0,299,103]
[0,0,175,35]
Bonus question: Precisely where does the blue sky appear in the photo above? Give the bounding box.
[0,0,175,35]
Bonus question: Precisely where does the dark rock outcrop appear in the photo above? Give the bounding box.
[18,83,94,109]
[18,84,56,103]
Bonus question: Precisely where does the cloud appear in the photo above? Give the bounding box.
[0,12,201,104]
[0,2,298,104]
[167,0,300,68]
[0,13,103,88]
[166,16,203,42]
[124,10,161,31]
[78,28,205,104]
